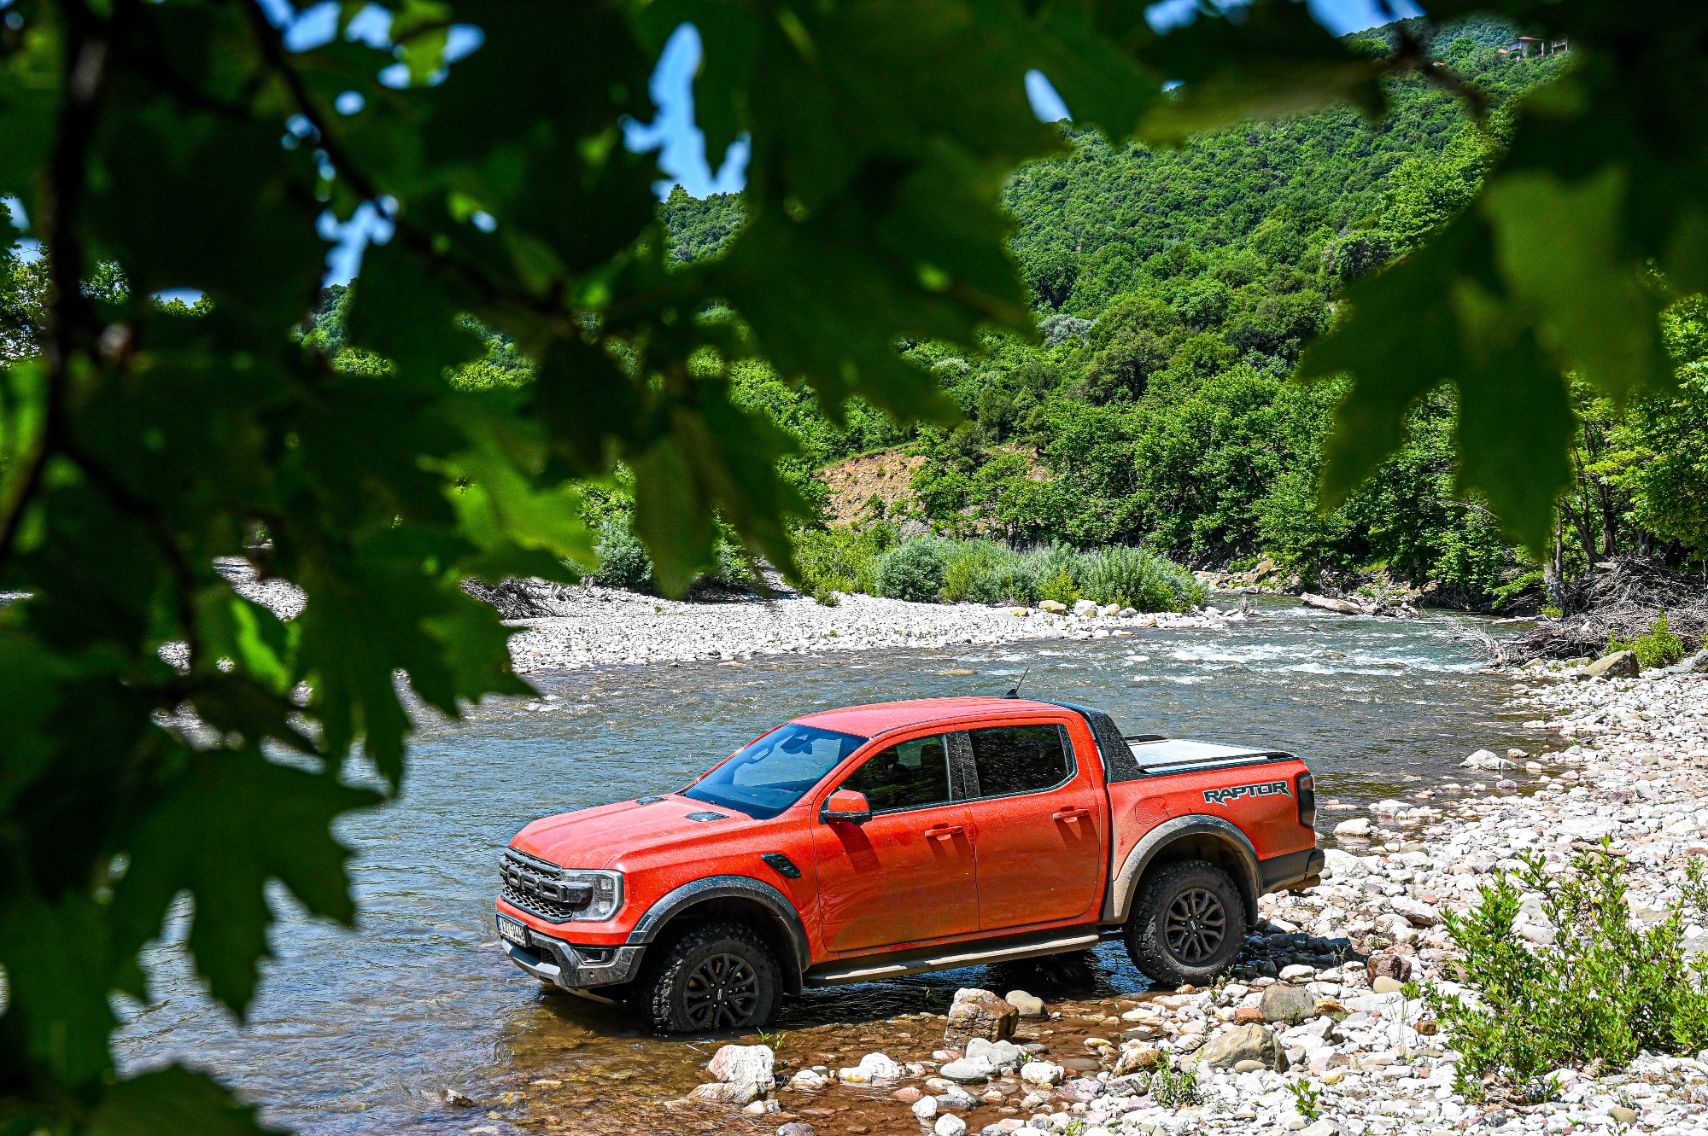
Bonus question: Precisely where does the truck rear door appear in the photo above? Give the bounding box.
[959,719,1103,931]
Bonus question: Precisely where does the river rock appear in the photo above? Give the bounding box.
[934,1114,969,1136]
[1112,1045,1162,1076]
[1260,982,1316,1023]
[912,1096,938,1120]
[692,1080,764,1105]
[707,1044,774,1095]
[939,1056,997,1083]
[1461,749,1511,771]
[1583,649,1639,679]
[1388,896,1441,926]
[1019,1061,1064,1085]
[1365,951,1413,984]
[1300,592,1364,615]
[1005,989,1046,1018]
[1039,600,1067,614]
[966,1037,1024,1069]
[944,988,1017,1047]
[1333,817,1373,838]
[776,1123,816,1136]
[789,1068,827,1090]
[1194,1023,1289,1071]
[1071,598,1099,617]
[837,1052,903,1083]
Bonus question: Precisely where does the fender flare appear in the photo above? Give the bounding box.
[1104,815,1261,924]
[625,875,811,991]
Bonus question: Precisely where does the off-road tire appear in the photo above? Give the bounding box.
[1123,859,1246,987]
[643,921,780,1034]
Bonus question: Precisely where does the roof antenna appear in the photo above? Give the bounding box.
[1003,666,1030,699]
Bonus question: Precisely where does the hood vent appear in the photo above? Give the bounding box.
[685,811,730,822]
[635,795,666,805]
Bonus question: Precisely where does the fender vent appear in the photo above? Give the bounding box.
[685,811,730,822]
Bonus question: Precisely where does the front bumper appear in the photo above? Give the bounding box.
[500,918,645,990]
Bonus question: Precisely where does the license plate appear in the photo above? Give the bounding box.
[496,914,530,948]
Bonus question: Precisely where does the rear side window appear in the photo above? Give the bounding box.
[967,724,1072,797]
[838,734,952,813]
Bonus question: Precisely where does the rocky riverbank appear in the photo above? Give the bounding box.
[215,560,1240,673]
[540,661,1708,1136]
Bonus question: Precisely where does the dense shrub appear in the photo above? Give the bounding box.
[1607,612,1687,669]
[593,518,655,592]
[1075,546,1206,612]
[1429,846,1708,1098]
[874,536,950,602]
[793,523,896,596]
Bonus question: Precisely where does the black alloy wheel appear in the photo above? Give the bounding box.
[1163,885,1227,964]
[682,951,762,1031]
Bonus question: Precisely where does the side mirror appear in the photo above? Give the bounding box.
[820,789,872,825]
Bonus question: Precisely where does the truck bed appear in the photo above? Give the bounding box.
[1124,737,1291,775]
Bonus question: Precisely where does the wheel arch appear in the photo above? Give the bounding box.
[626,875,810,994]
[1105,816,1260,925]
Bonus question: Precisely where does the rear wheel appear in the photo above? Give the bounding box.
[643,921,780,1033]
[1124,859,1246,987]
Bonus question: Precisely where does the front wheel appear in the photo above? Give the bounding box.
[1124,859,1247,987]
[643,921,780,1033]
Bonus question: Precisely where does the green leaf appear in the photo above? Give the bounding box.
[90,1066,282,1136]
[108,749,381,1016]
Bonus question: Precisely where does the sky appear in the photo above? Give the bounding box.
[4,0,1423,287]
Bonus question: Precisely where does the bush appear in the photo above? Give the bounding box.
[593,518,655,592]
[791,523,896,595]
[1607,612,1687,669]
[1074,545,1205,613]
[1429,845,1708,1099]
[1040,566,1080,606]
[874,536,950,602]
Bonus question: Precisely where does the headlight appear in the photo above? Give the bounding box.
[560,869,623,922]
[501,850,624,923]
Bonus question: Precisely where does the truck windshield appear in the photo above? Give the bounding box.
[682,724,867,819]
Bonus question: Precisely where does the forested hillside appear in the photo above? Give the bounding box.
[662,19,1708,612]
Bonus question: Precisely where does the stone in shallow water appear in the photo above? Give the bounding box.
[944,988,1018,1047]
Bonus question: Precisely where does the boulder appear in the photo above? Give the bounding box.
[944,988,1017,1047]
[1332,817,1373,838]
[1194,1024,1289,1072]
[707,1044,774,1097]
[1005,989,1046,1018]
[1365,951,1413,985]
[1300,592,1365,616]
[1071,598,1099,617]
[1039,600,1068,614]
[1260,983,1316,1024]
[1460,749,1511,771]
[1583,649,1640,679]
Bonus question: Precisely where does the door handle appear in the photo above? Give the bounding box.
[1052,807,1091,822]
[925,824,964,840]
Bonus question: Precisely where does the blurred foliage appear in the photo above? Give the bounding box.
[4,1,1708,1131]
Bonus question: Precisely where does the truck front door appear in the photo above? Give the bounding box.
[961,722,1103,931]
[810,732,980,954]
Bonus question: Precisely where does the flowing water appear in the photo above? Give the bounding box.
[115,600,1540,1134]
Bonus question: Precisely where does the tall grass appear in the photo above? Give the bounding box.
[793,529,1204,613]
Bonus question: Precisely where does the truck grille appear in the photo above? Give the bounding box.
[499,848,588,923]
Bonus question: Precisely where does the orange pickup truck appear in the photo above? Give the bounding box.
[496,695,1322,1032]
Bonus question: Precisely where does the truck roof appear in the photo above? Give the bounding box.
[793,696,1067,737]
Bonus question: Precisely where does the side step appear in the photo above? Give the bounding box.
[802,929,1106,988]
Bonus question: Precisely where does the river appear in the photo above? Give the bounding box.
[115,600,1537,1134]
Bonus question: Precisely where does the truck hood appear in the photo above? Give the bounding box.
[510,794,761,869]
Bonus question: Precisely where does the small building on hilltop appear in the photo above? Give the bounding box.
[1498,34,1569,60]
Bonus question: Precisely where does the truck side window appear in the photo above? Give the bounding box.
[966,724,1072,797]
[838,734,951,813]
